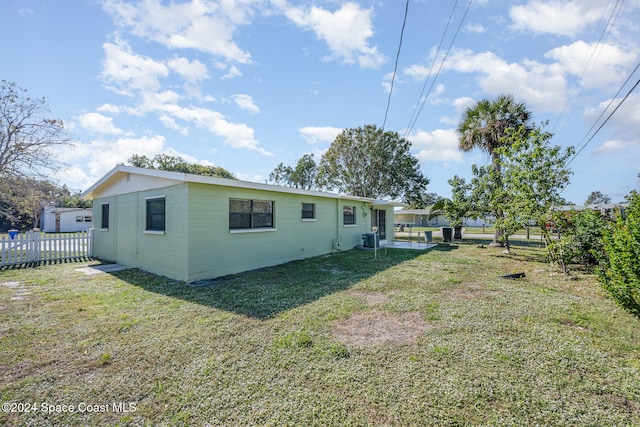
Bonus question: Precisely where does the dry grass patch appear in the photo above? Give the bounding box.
[346,290,390,307]
[333,310,430,348]
[441,283,496,300]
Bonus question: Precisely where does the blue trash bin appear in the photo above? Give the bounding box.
[8,229,19,240]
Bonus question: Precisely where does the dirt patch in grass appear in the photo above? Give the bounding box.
[441,284,494,300]
[333,310,430,348]
[346,290,390,306]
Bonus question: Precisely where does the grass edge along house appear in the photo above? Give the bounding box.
[82,165,401,282]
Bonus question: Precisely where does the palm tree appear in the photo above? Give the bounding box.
[457,94,532,246]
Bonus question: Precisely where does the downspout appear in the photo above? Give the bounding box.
[335,199,341,251]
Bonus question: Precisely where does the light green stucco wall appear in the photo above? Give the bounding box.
[92,184,190,281]
[184,183,372,281]
[93,182,394,282]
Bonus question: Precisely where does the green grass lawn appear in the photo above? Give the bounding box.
[1,242,639,426]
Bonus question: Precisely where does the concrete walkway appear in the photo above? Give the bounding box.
[75,263,130,275]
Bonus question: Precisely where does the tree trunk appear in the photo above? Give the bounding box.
[489,229,504,247]
[489,151,504,247]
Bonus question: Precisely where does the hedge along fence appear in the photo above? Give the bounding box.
[0,229,93,267]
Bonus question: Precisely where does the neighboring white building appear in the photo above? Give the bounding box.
[41,206,93,233]
[394,209,489,228]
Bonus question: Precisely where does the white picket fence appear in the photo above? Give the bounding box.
[0,229,93,267]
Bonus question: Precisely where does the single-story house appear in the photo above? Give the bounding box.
[40,206,93,232]
[394,209,488,228]
[556,203,628,218]
[82,165,402,282]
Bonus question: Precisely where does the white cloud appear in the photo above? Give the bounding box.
[282,2,385,68]
[510,1,604,37]
[404,64,430,81]
[440,96,476,126]
[102,0,254,64]
[546,41,637,89]
[591,139,635,155]
[77,112,123,135]
[55,134,230,189]
[167,57,209,84]
[96,104,122,114]
[101,39,169,95]
[465,23,485,34]
[58,134,167,188]
[443,49,567,113]
[409,128,464,164]
[159,115,189,135]
[232,94,260,113]
[157,104,272,155]
[577,92,640,165]
[453,96,476,112]
[585,93,640,140]
[298,126,343,144]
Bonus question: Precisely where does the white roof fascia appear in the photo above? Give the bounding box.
[82,165,379,203]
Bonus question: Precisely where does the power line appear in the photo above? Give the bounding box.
[382,0,410,131]
[552,0,624,132]
[402,0,459,138]
[403,0,473,140]
[571,60,640,160]
[567,77,640,166]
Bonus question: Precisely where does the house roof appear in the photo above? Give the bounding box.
[394,208,434,215]
[555,203,629,212]
[45,206,92,213]
[82,165,406,207]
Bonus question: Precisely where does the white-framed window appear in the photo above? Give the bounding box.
[145,197,166,232]
[229,199,274,230]
[343,205,356,225]
[100,203,109,229]
[301,203,316,220]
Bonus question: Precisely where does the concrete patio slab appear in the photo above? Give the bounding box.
[75,264,130,275]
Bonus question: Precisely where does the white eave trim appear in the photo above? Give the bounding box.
[81,165,381,204]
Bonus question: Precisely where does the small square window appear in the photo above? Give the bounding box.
[301,203,315,219]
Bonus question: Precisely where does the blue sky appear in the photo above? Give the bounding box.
[2,0,639,204]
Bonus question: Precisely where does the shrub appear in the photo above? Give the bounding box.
[545,208,608,273]
[597,191,640,317]
[567,209,609,266]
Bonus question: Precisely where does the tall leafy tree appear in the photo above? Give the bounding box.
[0,81,69,179]
[489,124,574,256]
[457,94,532,245]
[406,191,440,209]
[585,191,612,205]
[126,154,235,179]
[290,154,318,190]
[0,177,78,229]
[318,124,429,201]
[429,176,474,238]
[269,154,319,190]
[268,163,293,187]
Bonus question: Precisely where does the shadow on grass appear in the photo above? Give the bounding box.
[111,248,429,320]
